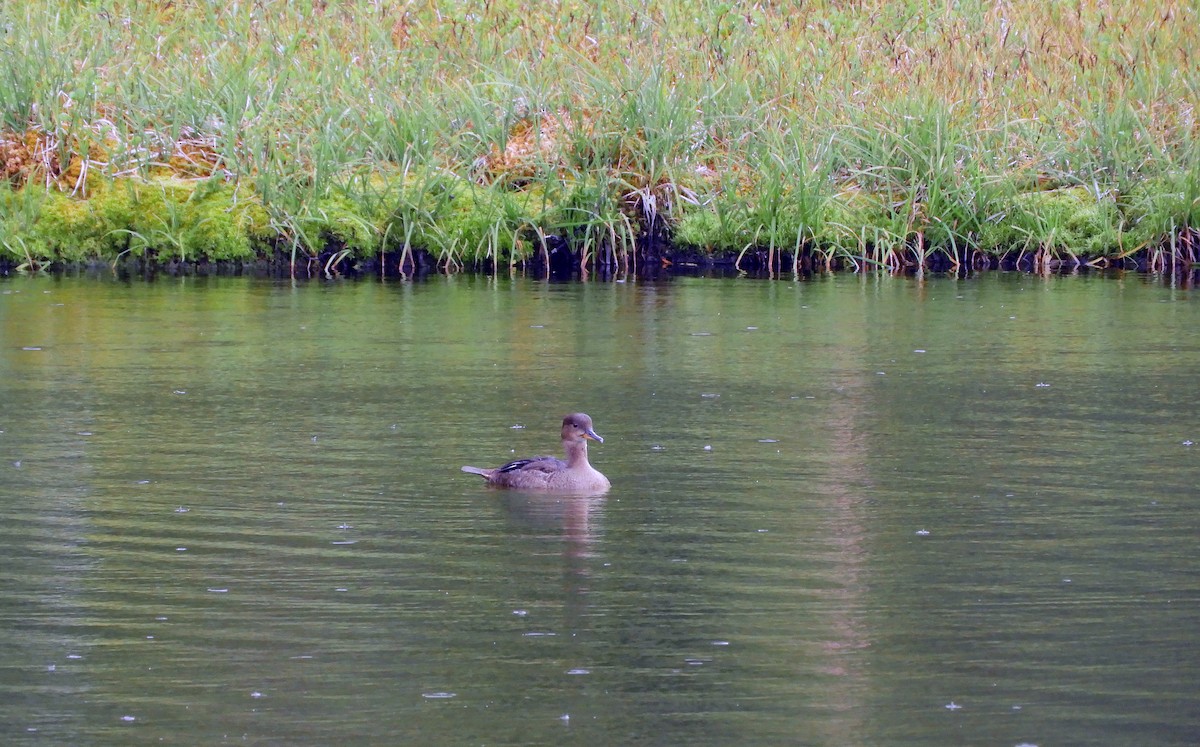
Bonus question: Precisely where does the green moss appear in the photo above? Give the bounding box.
[304,192,380,257]
[121,178,266,261]
[437,181,526,261]
[17,187,134,261]
[673,202,752,254]
[329,169,536,263]
[1,178,269,265]
[819,189,889,252]
[1122,168,1200,251]
[3,164,1186,269]
[1003,187,1122,256]
[0,187,53,264]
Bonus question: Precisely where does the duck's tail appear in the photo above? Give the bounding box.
[461,466,492,478]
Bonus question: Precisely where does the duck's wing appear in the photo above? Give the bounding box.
[496,455,566,474]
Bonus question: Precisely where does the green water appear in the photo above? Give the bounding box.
[1,272,1198,746]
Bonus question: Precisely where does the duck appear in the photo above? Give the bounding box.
[461,413,611,493]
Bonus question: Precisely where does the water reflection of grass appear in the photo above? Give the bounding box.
[1,1,1197,273]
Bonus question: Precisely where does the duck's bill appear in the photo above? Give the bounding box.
[584,429,604,443]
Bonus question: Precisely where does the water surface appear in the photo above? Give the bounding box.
[1,272,1198,746]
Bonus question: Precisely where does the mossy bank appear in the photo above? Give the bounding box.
[2,1,1198,275]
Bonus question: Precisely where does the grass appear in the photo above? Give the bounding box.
[0,0,1197,274]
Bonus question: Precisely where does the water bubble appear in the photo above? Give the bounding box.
[945,701,963,710]
[510,424,525,430]
[650,444,666,451]
[22,346,43,351]
[67,654,83,660]
[331,540,356,546]
[1183,440,1194,446]
[690,332,713,336]
[250,691,264,699]
[1035,382,1050,388]
[703,445,712,451]
[711,640,730,646]
[512,609,528,617]
[566,668,590,675]
[915,529,931,536]
[422,692,457,699]
[523,631,555,637]
[120,715,137,722]
[174,506,189,513]
[207,588,229,593]
[758,438,779,443]
[173,390,186,395]
[746,326,758,330]
[913,349,926,353]
[337,523,352,529]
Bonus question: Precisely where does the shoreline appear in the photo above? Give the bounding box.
[3,2,1197,278]
[4,241,1197,283]
[3,172,1197,279]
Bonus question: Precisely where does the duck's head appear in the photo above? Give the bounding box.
[562,413,603,443]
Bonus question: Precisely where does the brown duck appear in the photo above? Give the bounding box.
[461,413,611,493]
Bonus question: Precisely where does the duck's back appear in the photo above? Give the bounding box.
[490,455,566,489]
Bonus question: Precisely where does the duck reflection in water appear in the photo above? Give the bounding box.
[497,490,607,625]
